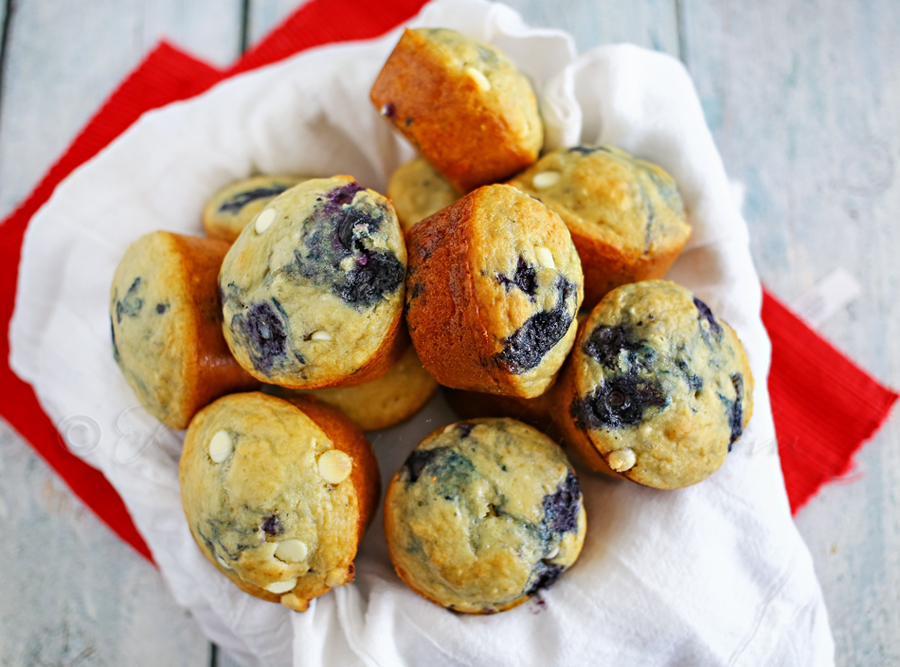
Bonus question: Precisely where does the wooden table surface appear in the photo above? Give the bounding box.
[1,1,897,665]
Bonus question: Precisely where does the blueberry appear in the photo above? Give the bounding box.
[582,324,644,370]
[156,303,168,314]
[262,515,283,536]
[693,296,723,339]
[571,370,666,429]
[326,182,364,208]
[497,255,538,298]
[405,117,413,126]
[402,447,445,483]
[728,373,744,450]
[568,145,609,155]
[526,562,564,596]
[217,185,291,214]
[476,44,499,65]
[456,423,475,438]
[292,187,404,308]
[233,301,287,372]
[115,276,143,323]
[339,249,405,307]
[675,357,703,392]
[402,448,475,494]
[496,277,577,374]
[110,315,119,362]
[335,207,374,252]
[541,471,581,535]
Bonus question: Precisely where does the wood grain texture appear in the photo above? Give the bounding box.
[0,0,244,220]
[0,2,244,666]
[680,1,900,664]
[0,421,212,667]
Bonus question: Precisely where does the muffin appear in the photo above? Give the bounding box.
[405,184,583,398]
[555,280,753,489]
[507,145,691,307]
[219,176,408,389]
[387,157,461,234]
[203,175,307,243]
[371,28,543,193]
[179,392,380,612]
[384,418,586,613]
[271,343,439,431]
[109,231,258,429]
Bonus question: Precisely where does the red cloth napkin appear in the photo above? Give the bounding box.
[1,0,896,562]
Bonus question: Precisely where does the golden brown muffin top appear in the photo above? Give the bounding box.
[385,418,586,613]
[569,280,753,489]
[507,145,691,260]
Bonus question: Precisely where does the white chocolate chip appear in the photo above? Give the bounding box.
[443,425,455,434]
[465,67,491,91]
[208,430,234,463]
[280,593,309,612]
[317,450,352,484]
[608,448,637,472]
[546,545,560,560]
[534,247,555,269]
[532,171,561,189]
[325,567,350,588]
[264,578,297,594]
[310,331,332,341]
[255,542,278,559]
[215,554,232,570]
[254,208,277,233]
[274,539,308,563]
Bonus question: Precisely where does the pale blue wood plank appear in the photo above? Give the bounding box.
[0,0,244,220]
[680,2,900,665]
[247,0,680,56]
[0,2,244,665]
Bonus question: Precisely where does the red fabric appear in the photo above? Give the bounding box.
[763,291,898,511]
[1,0,895,562]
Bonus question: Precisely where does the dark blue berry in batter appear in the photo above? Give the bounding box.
[541,471,581,535]
[728,373,744,450]
[693,296,723,339]
[218,185,292,214]
[526,562,564,596]
[233,301,287,372]
[262,514,283,536]
[497,256,538,298]
[572,370,667,430]
[496,277,577,374]
[115,277,143,323]
[403,447,446,484]
[582,324,644,371]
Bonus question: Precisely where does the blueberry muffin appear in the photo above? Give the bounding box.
[405,184,583,398]
[110,232,258,429]
[203,175,307,243]
[507,145,691,308]
[271,343,439,431]
[371,28,543,193]
[555,280,753,489]
[386,157,460,233]
[384,418,586,613]
[179,392,380,612]
[219,176,408,389]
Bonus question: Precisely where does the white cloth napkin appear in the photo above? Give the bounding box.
[9,1,835,664]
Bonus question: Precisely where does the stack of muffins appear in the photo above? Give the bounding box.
[109,27,752,615]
